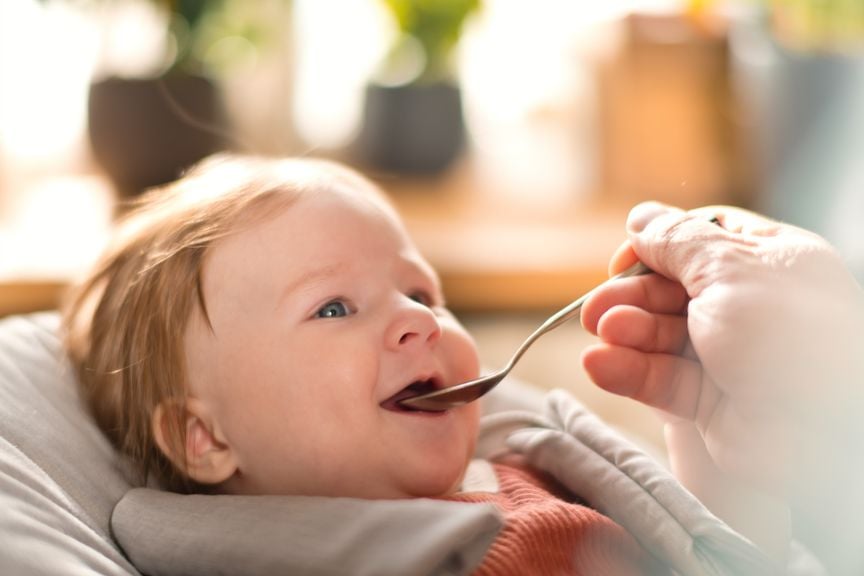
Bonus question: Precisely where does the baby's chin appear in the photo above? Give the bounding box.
[215,465,470,500]
[405,473,468,499]
[391,459,474,500]
[326,457,472,500]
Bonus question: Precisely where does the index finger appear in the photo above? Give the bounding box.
[581,273,689,335]
[607,240,639,277]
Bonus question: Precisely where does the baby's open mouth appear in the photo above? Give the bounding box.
[381,379,447,413]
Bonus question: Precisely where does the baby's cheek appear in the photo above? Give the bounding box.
[461,402,482,456]
[442,318,481,378]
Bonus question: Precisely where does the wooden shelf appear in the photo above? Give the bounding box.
[376,162,631,313]
[0,281,67,318]
[0,162,632,317]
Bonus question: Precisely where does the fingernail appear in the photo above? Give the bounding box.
[626,202,675,234]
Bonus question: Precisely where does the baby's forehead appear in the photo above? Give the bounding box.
[230,174,397,233]
[195,175,419,300]
[194,174,407,280]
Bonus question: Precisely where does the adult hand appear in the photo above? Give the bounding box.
[580,202,864,542]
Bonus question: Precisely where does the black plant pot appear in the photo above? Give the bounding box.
[88,74,227,199]
[356,82,465,175]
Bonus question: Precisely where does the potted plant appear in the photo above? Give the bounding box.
[42,0,289,199]
[85,0,232,199]
[356,0,481,175]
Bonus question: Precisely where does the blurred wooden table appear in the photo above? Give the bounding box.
[0,281,68,318]
[0,172,113,318]
[379,162,630,313]
[0,162,631,317]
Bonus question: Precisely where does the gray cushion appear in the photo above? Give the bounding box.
[0,312,826,576]
[0,313,139,574]
[113,489,501,576]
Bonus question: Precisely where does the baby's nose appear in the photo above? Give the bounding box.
[385,299,442,350]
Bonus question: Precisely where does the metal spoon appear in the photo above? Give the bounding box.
[398,260,652,411]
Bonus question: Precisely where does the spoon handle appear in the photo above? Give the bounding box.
[544,261,650,332]
[518,216,722,355]
[398,262,653,411]
[503,261,652,371]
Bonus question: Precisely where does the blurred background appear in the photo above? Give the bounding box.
[2,0,863,446]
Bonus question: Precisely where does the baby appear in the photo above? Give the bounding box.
[63,154,664,574]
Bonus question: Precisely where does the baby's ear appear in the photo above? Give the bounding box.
[152,398,237,486]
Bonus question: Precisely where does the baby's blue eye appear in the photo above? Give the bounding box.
[316,300,351,319]
[409,291,433,307]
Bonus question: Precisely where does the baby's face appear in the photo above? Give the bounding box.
[183,185,481,498]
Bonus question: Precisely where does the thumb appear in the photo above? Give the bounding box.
[626,201,686,235]
[625,202,730,294]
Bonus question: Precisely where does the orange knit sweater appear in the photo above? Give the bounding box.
[446,462,667,576]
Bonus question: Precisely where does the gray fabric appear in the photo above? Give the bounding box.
[476,375,546,416]
[112,386,820,576]
[0,313,139,575]
[499,389,826,576]
[113,489,502,576]
[0,313,826,576]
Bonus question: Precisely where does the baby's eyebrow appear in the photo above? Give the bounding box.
[402,254,442,290]
[278,263,343,303]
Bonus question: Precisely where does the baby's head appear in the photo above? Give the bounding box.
[64,154,481,498]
